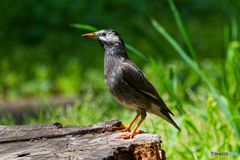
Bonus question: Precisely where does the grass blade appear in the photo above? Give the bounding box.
[150,57,185,114]
[168,0,200,68]
[231,17,238,41]
[43,98,56,122]
[183,115,200,136]
[39,98,44,123]
[181,101,208,120]
[169,66,177,94]
[125,44,149,62]
[224,26,230,52]
[229,0,240,15]
[70,24,98,32]
[151,17,240,139]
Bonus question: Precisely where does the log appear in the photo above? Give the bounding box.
[0,119,166,160]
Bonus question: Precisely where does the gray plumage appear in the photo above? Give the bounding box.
[82,29,180,132]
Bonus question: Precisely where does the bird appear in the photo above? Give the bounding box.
[82,29,180,139]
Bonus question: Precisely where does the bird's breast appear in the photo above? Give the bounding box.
[104,65,123,89]
[104,54,124,87]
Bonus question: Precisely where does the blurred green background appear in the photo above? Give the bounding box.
[0,0,240,159]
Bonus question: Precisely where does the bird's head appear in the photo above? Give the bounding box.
[82,29,128,57]
[82,29,123,45]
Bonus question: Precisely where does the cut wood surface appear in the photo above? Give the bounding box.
[0,119,166,160]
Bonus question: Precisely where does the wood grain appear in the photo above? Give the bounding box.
[0,119,165,160]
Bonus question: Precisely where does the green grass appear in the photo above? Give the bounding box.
[1,1,240,159]
[1,57,239,159]
[12,57,239,159]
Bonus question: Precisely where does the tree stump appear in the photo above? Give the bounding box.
[0,119,166,160]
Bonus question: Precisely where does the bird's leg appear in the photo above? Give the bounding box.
[117,108,146,139]
[117,117,146,139]
[119,114,140,132]
[112,114,140,132]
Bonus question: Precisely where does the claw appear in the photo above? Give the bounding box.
[117,134,132,139]
[116,117,146,139]
[113,114,140,133]
[117,130,143,139]
[119,125,131,132]
[112,122,131,131]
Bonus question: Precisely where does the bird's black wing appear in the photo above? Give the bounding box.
[121,59,174,115]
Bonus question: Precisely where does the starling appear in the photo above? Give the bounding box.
[82,29,180,139]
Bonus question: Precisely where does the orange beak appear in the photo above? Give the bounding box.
[81,32,99,38]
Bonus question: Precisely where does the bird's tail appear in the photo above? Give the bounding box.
[151,105,181,131]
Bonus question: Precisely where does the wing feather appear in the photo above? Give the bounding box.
[121,59,174,115]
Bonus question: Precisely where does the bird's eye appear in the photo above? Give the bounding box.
[102,33,106,36]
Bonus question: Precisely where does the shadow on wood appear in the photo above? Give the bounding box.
[0,119,166,160]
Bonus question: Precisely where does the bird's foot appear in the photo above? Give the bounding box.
[119,125,131,132]
[112,122,131,132]
[116,130,143,139]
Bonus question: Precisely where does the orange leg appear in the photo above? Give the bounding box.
[117,117,146,139]
[120,114,140,132]
[112,114,140,132]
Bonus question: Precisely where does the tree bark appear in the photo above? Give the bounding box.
[0,119,166,160]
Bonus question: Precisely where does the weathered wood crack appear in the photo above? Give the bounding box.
[0,119,166,160]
